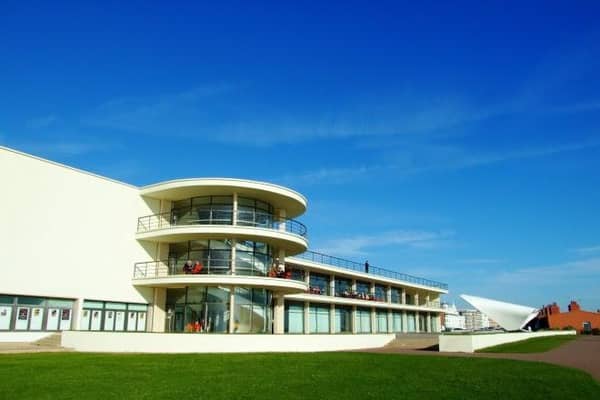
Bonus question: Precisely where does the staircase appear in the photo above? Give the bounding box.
[384,333,439,350]
[34,332,63,348]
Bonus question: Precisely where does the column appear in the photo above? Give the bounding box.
[273,294,285,334]
[304,301,310,334]
[72,298,84,330]
[330,303,336,334]
[230,239,237,275]
[427,312,432,333]
[278,209,287,232]
[351,279,357,294]
[402,311,408,333]
[329,275,335,297]
[352,305,357,334]
[229,287,236,333]
[414,293,420,307]
[371,307,376,333]
[425,294,430,308]
[386,286,391,303]
[401,289,406,305]
[387,310,393,333]
[232,192,238,225]
[415,311,420,333]
[150,287,167,332]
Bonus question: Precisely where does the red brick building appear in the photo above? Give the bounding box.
[537,301,600,333]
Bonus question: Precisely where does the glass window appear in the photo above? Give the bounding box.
[377,311,388,333]
[407,312,416,332]
[285,301,304,333]
[309,273,330,295]
[375,285,386,301]
[83,301,104,309]
[335,278,352,297]
[105,302,127,310]
[356,281,370,295]
[17,297,45,306]
[309,304,330,333]
[46,299,74,308]
[128,304,148,312]
[392,312,403,332]
[355,307,371,333]
[335,306,352,333]
[0,296,15,305]
[391,288,401,304]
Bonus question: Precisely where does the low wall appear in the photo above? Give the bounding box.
[439,330,576,353]
[0,332,54,343]
[62,331,395,353]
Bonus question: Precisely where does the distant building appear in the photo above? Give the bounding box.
[459,309,490,331]
[537,301,600,333]
[441,303,466,331]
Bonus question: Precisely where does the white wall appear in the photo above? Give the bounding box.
[0,147,154,305]
[62,331,395,353]
[0,332,54,342]
[439,330,576,353]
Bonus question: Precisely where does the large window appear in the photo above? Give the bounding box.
[374,285,386,302]
[235,241,271,276]
[356,281,370,296]
[334,278,352,297]
[355,307,372,333]
[309,273,330,295]
[392,312,403,332]
[0,295,74,332]
[234,288,271,333]
[237,197,274,228]
[309,303,330,333]
[376,310,388,333]
[391,288,401,304]
[172,196,234,225]
[335,306,352,333]
[407,312,416,332]
[80,300,146,332]
[285,301,304,333]
[165,286,232,333]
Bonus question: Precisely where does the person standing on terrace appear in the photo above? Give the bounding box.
[364,260,369,273]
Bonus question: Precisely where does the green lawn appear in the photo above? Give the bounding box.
[0,352,598,399]
[477,334,577,353]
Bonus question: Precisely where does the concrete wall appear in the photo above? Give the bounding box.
[0,332,54,342]
[0,147,154,304]
[62,331,395,353]
[439,330,576,353]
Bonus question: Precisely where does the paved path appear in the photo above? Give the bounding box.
[0,342,70,354]
[364,335,600,381]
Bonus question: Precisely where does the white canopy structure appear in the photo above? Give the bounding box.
[460,294,539,331]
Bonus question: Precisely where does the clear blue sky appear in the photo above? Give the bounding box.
[2,1,599,310]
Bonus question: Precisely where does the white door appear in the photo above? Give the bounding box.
[127,312,137,331]
[90,310,102,330]
[59,309,72,330]
[114,311,125,331]
[80,310,90,330]
[103,310,115,331]
[0,306,12,330]
[136,312,146,331]
[15,307,30,330]
[46,308,60,330]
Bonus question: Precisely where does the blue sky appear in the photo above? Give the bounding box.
[2,1,600,310]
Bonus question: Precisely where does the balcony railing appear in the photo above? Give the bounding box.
[295,251,448,290]
[133,251,273,279]
[136,208,307,237]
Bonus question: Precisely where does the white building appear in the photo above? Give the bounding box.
[459,309,490,331]
[441,303,466,331]
[0,146,447,345]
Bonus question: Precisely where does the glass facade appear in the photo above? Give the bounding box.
[0,295,74,332]
[355,307,372,333]
[407,312,416,332]
[234,288,271,333]
[309,273,330,295]
[376,310,388,333]
[237,197,274,228]
[334,278,352,297]
[374,285,386,302]
[309,303,330,333]
[284,301,304,333]
[391,288,401,304]
[334,306,352,333]
[172,195,234,225]
[356,281,370,296]
[80,300,147,332]
[168,239,272,276]
[392,311,403,332]
[166,286,235,333]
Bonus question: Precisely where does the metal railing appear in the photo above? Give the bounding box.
[137,208,307,237]
[294,250,448,290]
[133,251,272,279]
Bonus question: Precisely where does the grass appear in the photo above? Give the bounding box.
[477,334,577,353]
[0,352,598,399]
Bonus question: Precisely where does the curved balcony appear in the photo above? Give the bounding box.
[132,260,308,294]
[135,209,308,254]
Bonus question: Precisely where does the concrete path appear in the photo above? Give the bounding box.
[0,342,70,354]
[363,335,600,381]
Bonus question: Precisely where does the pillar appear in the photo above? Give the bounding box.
[415,311,420,333]
[304,301,310,334]
[401,289,406,305]
[232,192,238,225]
[386,286,391,303]
[352,305,357,334]
[329,275,335,297]
[229,287,236,333]
[273,294,285,334]
[387,310,393,333]
[371,307,376,333]
[330,303,336,334]
[414,293,420,307]
[150,287,167,332]
[402,311,407,333]
[72,298,84,330]
[427,312,432,333]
